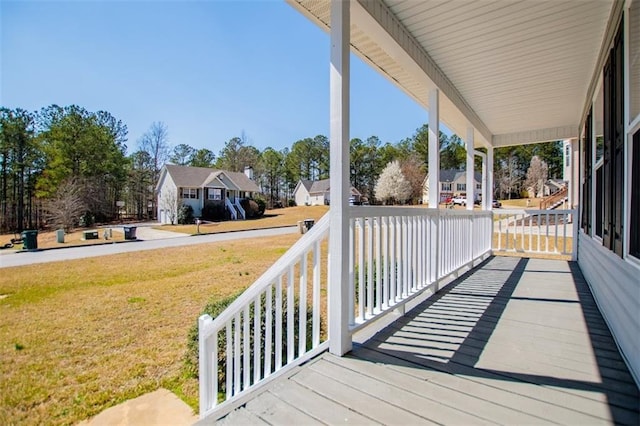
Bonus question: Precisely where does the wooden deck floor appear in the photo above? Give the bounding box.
[210,256,639,425]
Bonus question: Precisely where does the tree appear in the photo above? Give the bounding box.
[400,155,426,204]
[495,152,522,199]
[127,150,154,219]
[139,122,169,219]
[170,143,195,165]
[524,155,548,198]
[0,108,41,232]
[216,136,259,172]
[43,177,85,231]
[259,147,284,208]
[189,148,216,168]
[375,160,412,205]
[440,134,466,170]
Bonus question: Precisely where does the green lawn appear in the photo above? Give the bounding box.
[0,233,300,425]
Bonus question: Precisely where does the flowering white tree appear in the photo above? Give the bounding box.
[374,160,412,205]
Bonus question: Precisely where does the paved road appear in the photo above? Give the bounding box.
[0,226,298,269]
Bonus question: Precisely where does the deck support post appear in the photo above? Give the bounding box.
[328,0,352,356]
[466,126,475,210]
[487,146,494,210]
[428,88,440,209]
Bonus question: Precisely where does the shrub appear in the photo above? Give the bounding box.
[240,198,264,219]
[184,290,320,395]
[254,197,266,216]
[177,204,194,224]
[288,199,296,207]
[202,202,226,221]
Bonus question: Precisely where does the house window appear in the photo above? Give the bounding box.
[208,188,222,200]
[602,24,624,256]
[582,111,592,235]
[441,183,452,191]
[181,188,198,199]
[565,145,571,167]
[476,183,481,190]
[631,129,640,259]
[456,183,466,191]
[630,0,640,121]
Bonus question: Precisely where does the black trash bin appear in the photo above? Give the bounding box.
[123,226,137,240]
[303,219,315,231]
[21,230,38,250]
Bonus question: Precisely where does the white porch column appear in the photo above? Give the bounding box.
[487,146,494,210]
[481,153,487,210]
[465,126,475,210]
[328,0,352,356]
[428,88,440,208]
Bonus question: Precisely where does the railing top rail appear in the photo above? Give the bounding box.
[496,208,576,215]
[348,205,492,218]
[200,212,330,338]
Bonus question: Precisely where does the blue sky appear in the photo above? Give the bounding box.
[1,0,431,154]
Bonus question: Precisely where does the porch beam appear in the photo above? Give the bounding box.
[328,0,352,356]
[492,126,578,147]
[465,126,475,211]
[428,88,440,208]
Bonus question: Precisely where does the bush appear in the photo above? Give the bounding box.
[79,212,95,228]
[184,290,320,395]
[288,199,296,207]
[239,198,265,219]
[254,197,266,216]
[177,204,194,225]
[202,202,226,221]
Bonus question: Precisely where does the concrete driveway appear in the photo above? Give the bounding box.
[0,225,298,269]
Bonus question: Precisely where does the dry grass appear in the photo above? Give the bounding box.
[0,228,125,251]
[158,205,328,235]
[0,233,300,426]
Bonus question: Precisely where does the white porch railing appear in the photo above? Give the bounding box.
[224,198,237,220]
[234,198,246,220]
[198,208,494,419]
[347,207,493,329]
[493,209,577,260]
[198,214,330,419]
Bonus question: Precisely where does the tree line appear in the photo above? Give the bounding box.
[0,104,563,233]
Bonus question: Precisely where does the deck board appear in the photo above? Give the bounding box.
[210,256,639,425]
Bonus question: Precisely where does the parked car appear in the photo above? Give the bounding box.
[451,196,467,206]
[492,199,502,208]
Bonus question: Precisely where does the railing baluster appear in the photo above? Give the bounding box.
[275,278,282,371]
[563,212,568,254]
[367,217,373,317]
[265,284,272,376]
[298,254,307,356]
[349,218,355,325]
[287,266,294,364]
[358,217,365,321]
[382,217,389,309]
[312,241,320,348]
[242,306,249,391]
[554,212,559,253]
[226,321,232,400]
[233,313,240,395]
[390,216,396,304]
[253,294,260,385]
[375,216,382,313]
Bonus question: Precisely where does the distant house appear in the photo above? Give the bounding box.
[156,165,261,224]
[293,179,361,206]
[422,169,482,204]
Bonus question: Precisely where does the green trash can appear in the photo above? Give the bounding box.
[21,230,38,250]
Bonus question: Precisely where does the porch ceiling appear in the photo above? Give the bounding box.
[288,0,614,147]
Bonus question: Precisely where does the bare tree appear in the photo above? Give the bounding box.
[43,178,86,231]
[159,190,178,225]
[496,154,522,199]
[139,122,170,219]
[524,155,548,198]
[400,155,426,204]
[375,160,412,205]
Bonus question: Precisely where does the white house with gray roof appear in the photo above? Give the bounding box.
[422,169,482,204]
[156,165,261,224]
[293,178,361,206]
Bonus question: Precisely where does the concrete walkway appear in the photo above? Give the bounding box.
[77,389,197,426]
[0,226,298,268]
